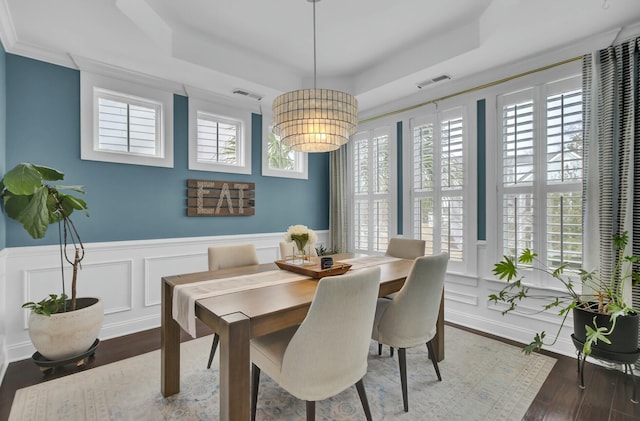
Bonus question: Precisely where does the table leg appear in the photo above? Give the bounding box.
[161,279,181,397]
[219,312,251,421]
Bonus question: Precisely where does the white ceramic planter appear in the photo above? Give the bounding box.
[28,297,104,361]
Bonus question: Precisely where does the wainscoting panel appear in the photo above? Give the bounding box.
[22,259,134,329]
[144,252,207,307]
[0,249,8,384]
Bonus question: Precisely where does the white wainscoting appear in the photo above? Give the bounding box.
[443,241,577,358]
[0,248,8,384]
[2,231,583,380]
[2,231,328,362]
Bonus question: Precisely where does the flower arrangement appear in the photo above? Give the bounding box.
[284,224,318,256]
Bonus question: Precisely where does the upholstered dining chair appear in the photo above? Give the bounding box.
[382,238,426,304]
[279,241,318,260]
[385,237,426,259]
[371,253,449,412]
[250,267,381,421]
[206,243,259,369]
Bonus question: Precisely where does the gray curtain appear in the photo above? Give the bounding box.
[583,36,640,368]
[329,144,349,253]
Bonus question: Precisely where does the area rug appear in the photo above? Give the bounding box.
[9,326,555,420]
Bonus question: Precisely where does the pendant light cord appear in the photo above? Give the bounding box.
[312,0,317,89]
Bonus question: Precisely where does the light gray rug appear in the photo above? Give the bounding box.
[9,326,555,420]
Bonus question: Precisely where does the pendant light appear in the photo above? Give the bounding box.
[272,0,358,152]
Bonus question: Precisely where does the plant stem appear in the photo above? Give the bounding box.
[71,248,80,311]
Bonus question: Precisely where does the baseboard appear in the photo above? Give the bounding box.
[446,307,577,358]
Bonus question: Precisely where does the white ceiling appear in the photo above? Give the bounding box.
[1,0,640,114]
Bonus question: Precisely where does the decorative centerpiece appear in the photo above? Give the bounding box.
[284,224,317,265]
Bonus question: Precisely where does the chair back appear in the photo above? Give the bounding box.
[375,253,449,348]
[279,267,381,400]
[208,244,259,271]
[385,238,426,259]
[279,241,318,259]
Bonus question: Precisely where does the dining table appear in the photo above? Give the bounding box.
[160,253,445,421]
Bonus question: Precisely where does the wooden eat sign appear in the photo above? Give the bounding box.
[187,179,255,216]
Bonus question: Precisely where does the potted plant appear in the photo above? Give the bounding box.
[1,162,103,361]
[489,231,639,357]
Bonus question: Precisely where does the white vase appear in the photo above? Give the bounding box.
[28,297,104,361]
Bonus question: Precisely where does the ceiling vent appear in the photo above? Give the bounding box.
[416,74,451,89]
[232,89,263,101]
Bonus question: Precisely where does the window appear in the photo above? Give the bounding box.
[350,124,397,253]
[409,107,466,263]
[498,75,583,276]
[261,110,308,179]
[81,72,173,168]
[188,97,251,174]
[97,91,160,155]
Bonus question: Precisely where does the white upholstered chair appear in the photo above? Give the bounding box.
[250,267,381,421]
[206,243,259,369]
[382,238,426,304]
[385,237,426,259]
[279,241,318,260]
[371,253,449,412]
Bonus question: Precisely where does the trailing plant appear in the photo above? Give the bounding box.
[1,163,88,312]
[489,231,639,356]
[22,294,69,316]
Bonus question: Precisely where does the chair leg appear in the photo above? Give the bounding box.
[207,333,220,369]
[398,347,408,412]
[355,378,373,421]
[426,340,442,381]
[251,364,260,421]
[306,401,315,421]
[378,343,382,355]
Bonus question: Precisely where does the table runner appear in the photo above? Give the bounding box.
[172,255,403,337]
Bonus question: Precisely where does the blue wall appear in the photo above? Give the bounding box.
[0,42,6,250]
[4,54,330,247]
[477,99,486,241]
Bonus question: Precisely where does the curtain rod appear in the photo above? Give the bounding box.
[359,55,582,125]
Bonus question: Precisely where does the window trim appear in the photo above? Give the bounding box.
[80,71,174,168]
[404,103,474,274]
[347,119,398,254]
[496,74,583,287]
[261,109,308,179]
[188,97,252,174]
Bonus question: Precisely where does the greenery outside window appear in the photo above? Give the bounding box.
[497,75,583,282]
[261,111,308,179]
[188,97,251,174]
[349,123,397,253]
[408,107,467,265]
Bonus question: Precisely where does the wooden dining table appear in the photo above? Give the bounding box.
[160,254,445,421]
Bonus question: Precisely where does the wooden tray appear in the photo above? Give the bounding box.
[275,260,352,279]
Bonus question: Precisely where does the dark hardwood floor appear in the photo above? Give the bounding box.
[1,322,638,420]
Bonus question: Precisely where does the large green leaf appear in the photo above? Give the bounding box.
[2,163,44,195]
[3,193,31,220]
[32,164,64,181]
[15,186,51,238]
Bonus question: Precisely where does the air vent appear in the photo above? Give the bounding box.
[416,74,451,89]
[232,89,263,101]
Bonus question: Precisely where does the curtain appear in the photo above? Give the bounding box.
[583,36,640,368]
[329,144,349,253]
